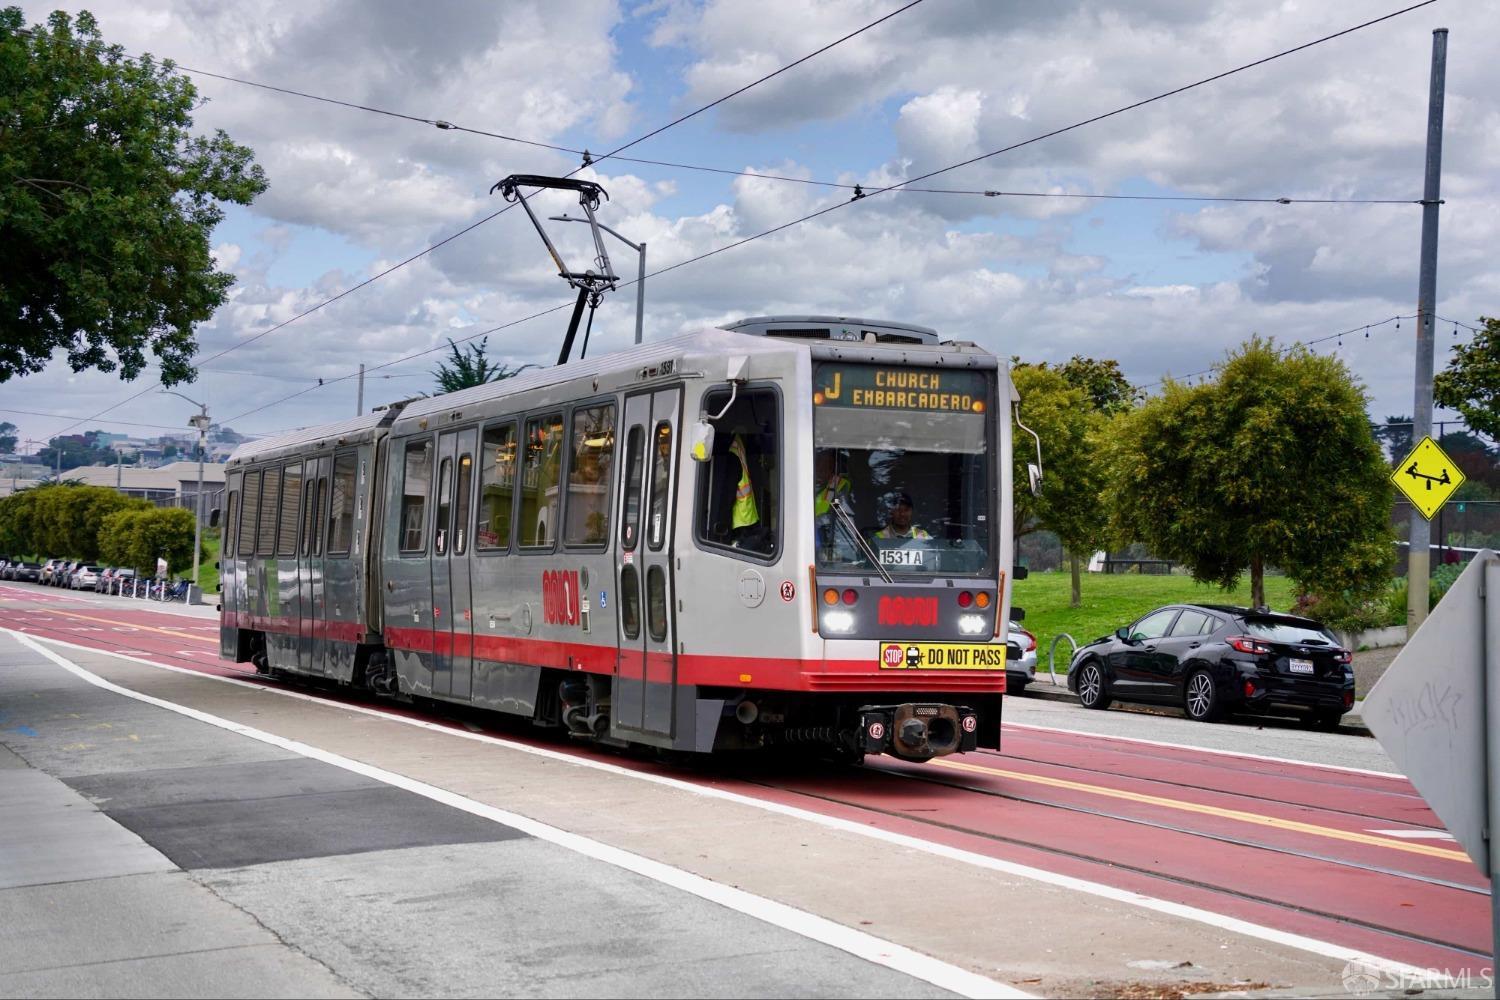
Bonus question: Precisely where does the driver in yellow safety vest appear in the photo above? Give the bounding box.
[814,449,852,517]
[729,435,759,529]
[874,492,931,540]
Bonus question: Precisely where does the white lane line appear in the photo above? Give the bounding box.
[1367,829,1456,841]
[6,630,1026,1000]
[16,631,1440,981]
[1003,720,1404,779]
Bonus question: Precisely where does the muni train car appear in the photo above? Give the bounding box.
[218,316,1024,762]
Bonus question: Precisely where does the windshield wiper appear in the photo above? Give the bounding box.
[829,497,893,584]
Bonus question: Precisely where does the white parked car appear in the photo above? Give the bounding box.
[1007,622,1038,691]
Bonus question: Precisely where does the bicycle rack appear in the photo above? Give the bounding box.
[1047,633,1078,686]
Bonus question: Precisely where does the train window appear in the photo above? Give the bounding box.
[564,403,616,547]
[620,565,641,640]
[477,423,516,551]
[694,386,779,559]
[646,422,672,551]
[327,452,357,556]
[224,489,239,559]
[519,414,563,549]
[620,426,644,551]
[646,565,668,641]
[453,452,473,556]
[240,471,259,559]
[277,464,301,557]
[399,439,432,553]
[434,457,453,556]
[257,466,282,557]
[313,474,328,556]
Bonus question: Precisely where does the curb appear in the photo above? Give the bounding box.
[1011,678,1372,736]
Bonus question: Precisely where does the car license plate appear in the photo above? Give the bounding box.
[879,548,924,567]
[1289,658,1315,674]
[879,642,1005,670]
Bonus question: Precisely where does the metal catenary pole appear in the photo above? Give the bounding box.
[1408,28,1448,630]
[357,362,365,416]
[194,411,205,592]
[1484,554,1500,991]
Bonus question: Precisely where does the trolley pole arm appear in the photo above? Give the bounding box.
[492,173,625,366]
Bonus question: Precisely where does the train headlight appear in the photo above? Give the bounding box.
[958,614,987,635]
[822,610,856,633]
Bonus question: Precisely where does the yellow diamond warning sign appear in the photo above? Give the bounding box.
[1392,436,1465,520]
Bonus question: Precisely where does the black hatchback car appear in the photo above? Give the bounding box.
[1067,604,1355,727]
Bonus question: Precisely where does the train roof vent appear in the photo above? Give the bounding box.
[721,315,939,346]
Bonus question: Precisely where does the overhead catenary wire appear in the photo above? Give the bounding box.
[142,38,1417,207]
[27,0,926,438]
[220,0,1440,432]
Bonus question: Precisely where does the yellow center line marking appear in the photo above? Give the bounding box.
[31,609,218,646]
[932,756,1470,863]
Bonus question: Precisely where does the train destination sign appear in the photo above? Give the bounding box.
[814,365,986,413]
[1391,435,1466,520]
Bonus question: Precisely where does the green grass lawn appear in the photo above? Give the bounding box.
[195,531,221,595]
[1011,570,1297,675]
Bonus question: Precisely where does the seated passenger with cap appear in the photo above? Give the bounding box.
[875,492,931,540]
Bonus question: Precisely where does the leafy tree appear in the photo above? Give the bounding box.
[0,8,267,386]
[1435,317,1500,441]
[1107,337,1393,610]
[0,482,146,558]
[1012,364,1113,607]
[0,420,16,453]
[432,336,537,393]
[1373,415,1414,464]
[99,505,196,573]
[1054,356,1140,414]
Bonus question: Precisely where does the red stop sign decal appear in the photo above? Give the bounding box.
[882,645,904,667]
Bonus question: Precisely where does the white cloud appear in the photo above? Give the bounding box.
[5,0,1494,449]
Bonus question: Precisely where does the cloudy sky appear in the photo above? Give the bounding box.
[5,0,1496,450]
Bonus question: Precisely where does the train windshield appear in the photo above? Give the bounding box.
[812,362,991,577]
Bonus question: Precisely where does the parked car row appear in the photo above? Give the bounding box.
[0,557,140,593]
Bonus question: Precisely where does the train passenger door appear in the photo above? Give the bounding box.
[219,475,241,659]
[296,463,314,671]
[432,429,477,701]
[430,435,456,697]
[613,388,681,738]
[306,456,330,675]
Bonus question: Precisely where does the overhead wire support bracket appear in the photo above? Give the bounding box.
[490,174,620,366]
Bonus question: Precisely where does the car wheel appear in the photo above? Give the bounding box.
[1184,669,1223,722]
[1076,661,1112,710]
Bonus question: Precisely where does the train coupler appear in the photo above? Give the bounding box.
[857,703,979,761]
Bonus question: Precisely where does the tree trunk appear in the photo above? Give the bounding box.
[1070,552,1082,608]
[1250,555,1265,609]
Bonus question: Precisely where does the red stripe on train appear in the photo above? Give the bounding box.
[221,616,1004,694]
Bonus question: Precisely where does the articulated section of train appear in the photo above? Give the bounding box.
[218,318,1017,762]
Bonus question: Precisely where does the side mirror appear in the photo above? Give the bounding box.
[688,419,716,463]
[1115,626,1132,643]
[1012,565,1029,581]
[1008,606,1026,622]
[1027,463,1043,498]
[208,507,221,528]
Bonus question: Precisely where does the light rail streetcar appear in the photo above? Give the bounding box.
[217,316,1027,762]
